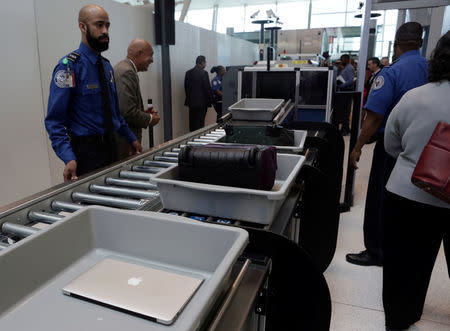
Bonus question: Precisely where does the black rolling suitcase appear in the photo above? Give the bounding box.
[178,144,277,190]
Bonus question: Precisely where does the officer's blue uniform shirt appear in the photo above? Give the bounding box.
[339,63,355,90]
[211,75,223,92]
[365,50,427,132]
[45,42,136,164]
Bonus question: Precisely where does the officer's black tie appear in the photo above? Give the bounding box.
[96,56,114,134]
[96,56,117,162]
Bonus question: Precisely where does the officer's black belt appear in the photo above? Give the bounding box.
[69,134,111,145]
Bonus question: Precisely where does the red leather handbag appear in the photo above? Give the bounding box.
[411,121,450,204]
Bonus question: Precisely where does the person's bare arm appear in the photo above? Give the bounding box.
[149,109,160,126]
[130,140,142,155]
[350,110,384,169]
[63,160,78,182]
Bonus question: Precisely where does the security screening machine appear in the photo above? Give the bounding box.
[236,68,299,125]
[236,66,334,123]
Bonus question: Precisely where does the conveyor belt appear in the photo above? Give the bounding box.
[0,123,226,246]
[0,116,310,248]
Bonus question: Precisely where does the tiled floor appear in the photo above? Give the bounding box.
[325,138,450,331]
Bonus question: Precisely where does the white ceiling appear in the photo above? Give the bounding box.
[113,0,309,10]
[113,0,151,6]
[114,0,450,11]
[183,0,307,10]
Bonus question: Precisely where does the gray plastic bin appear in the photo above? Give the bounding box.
[229,98,284,121]
[151,154,305,225]
[216,128,307,153]
[0,206,248,331]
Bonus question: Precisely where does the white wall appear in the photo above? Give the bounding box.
[427,7,446,58]
[0,0,258,207]
[171,22,259,137]
[0,1,52,207]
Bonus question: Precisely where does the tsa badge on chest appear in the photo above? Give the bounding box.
[54,70,75,88]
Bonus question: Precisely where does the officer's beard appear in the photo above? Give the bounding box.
[86,25,109,53]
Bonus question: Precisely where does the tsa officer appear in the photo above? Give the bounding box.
[45,5,142,182]
[210,65,226,121]
[346,22,428,266]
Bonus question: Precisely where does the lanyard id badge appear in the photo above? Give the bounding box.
[65,67,75,88]
[55,58,76,88]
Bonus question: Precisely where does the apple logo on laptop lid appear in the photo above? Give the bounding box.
[127,277,143,286]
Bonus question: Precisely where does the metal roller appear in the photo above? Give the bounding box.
[72,192,145,210]
[2,223,39,238]
[193,140,215,144]
[186,142,205,146]
[105,177,157,190]
[172,148,181,153]
[161,152,179,158]
[28,211,64,224]
[90,184,159,200]
[143,160,175,167]
[131,165,162,174]
[187,141,207,146]
[194,138,216,142]
[153,156,178,163]
[52,201,85,212]
[206,133,224,137]
[119,170,154,181]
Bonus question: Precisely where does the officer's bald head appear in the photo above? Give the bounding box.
[127,39,154,72]
[78,4,108,23]
[395,22,423,50]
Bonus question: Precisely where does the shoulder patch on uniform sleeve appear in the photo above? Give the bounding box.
[54,70,75,88]
[372,75,385,90]
[67,51,80,62]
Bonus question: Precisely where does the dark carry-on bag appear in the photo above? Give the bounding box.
[178,144,277,190]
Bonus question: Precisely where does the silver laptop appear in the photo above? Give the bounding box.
[63,258,203,325]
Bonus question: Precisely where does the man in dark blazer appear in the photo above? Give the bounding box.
[114,38,160,159]
[184,55,213,132]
